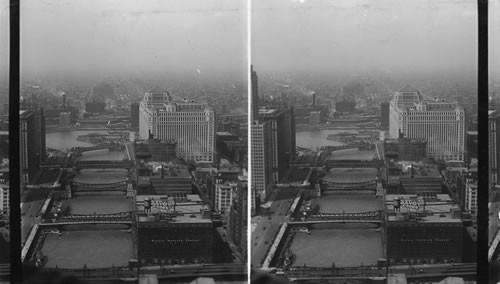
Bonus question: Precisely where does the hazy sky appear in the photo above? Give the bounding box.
[252,0,477,76]
[21,0,246,78]
[491,0,500,83]
[0,0,8,83]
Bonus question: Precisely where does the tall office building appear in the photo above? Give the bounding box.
[381,101,390,130]
[490,110,500,188]
[251,121,273,201]
[20,109,46,189]
[139,87,215,162]
[389,86,465,161]
[251,65,259,121]
[131,102,140,129]
[259,108,296,181]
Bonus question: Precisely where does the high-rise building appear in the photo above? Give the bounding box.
[215,178,237,213]
[228,174,248,258]
[381,101,390,130]
[0,186,8,215]
[20,109,46,190]
[139,87,215,162]
[131,102,140,129]
[251,121,273,201]
[489,110,500,188]
[251,65,259,121]
[259,108,296,181]
[389,86,465,161]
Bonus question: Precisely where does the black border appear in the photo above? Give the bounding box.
[9,0,22,283]
[478,0,488,282]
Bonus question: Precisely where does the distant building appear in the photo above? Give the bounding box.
[131,102,140,129]
[20,109,46,190]
[335,98,356,113]
[134,139,177,162]
[59,112,71,126]
[251,121,273,201]
[380,101,390,130]
[0,186,8,215]
[384,138,427,162]
[386,194,463,264]
[139,87,215,162]
[309,111,321,125]
[489,110,500,187]
[85,100,106,114]
[389,86,465,161]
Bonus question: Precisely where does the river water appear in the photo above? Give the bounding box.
[41,131,133,269]
[43,228,133,269]
[296,130,355,149]
[290,227,383,267]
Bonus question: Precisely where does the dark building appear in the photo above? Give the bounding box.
[386,194,464,265]
[20,109,46,189]
[466,131,478,160]
[131,102,140,129]
[228,175,248,258]
[384,138,427,161]
[335,98,356,113]
[136,165,192,196]
[134,139,177,162]
[251,65,259,121]
[489,110,500,187]
[381,101,390,130]
[216,132,246,165]
[136,195,214,265]
[85,100,106,114]
[259,108,296,182]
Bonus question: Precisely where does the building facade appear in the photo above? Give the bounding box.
[389,87,465,161]
[20,109,45,190]
[139,87,215,162]
[259,108,296,182]
[251,121,273,201]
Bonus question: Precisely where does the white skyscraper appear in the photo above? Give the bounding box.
[389,86,465,161]
[139,87,215,162]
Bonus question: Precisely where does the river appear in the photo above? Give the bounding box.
[296,129,358,149]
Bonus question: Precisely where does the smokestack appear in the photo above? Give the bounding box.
[312,93,316,107]
[62,94,66,111]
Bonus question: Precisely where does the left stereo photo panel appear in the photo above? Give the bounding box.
[0,0,9,281]
[19,0,248,283]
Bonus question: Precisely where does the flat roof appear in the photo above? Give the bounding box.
[386,194,462,223]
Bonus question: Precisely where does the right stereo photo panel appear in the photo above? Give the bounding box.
[250,0,478,283]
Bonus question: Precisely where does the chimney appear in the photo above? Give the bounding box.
[312,92,316,107]
[62,94,66,111]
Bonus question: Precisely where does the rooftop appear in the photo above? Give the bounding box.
[386,194,462,223]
